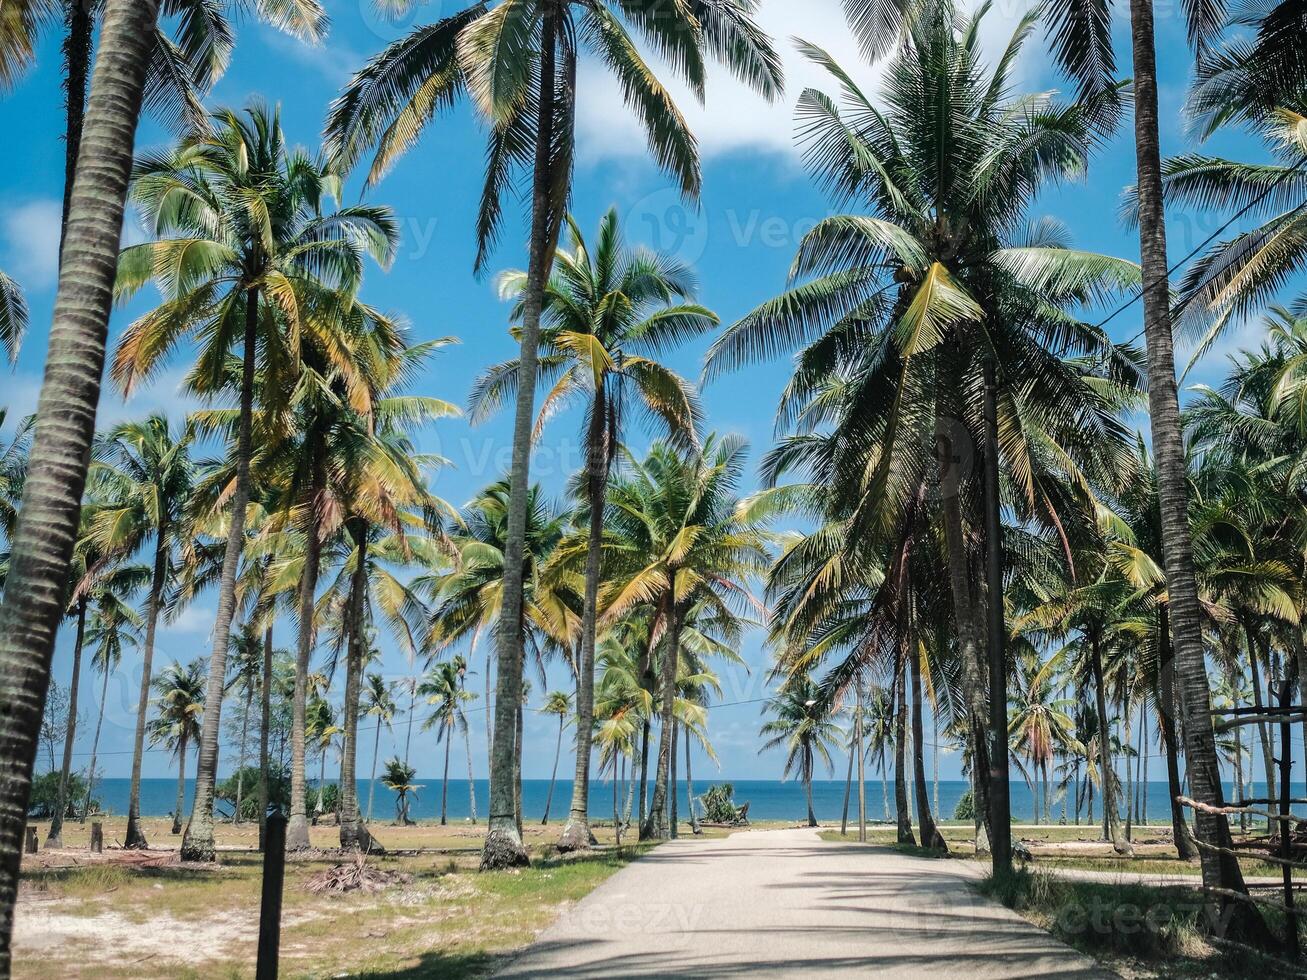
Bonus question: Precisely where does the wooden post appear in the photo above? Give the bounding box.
[24,827,38,854]
[90,822,103,854]
[1278,680,1298,960]
[256,813,287,979]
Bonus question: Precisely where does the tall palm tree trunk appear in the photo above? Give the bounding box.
[183,287,259,861]
[642,604,680,841]
[670,721,679,838]
[171,733,189,835]
[1090,629,1132,855]
[482,6,561,873]
[804,747,817,828]
[339,524,376,852]
[982,357,1011,872]
[82,663,111,822]
[235,676,253,826]
[47,599,87,846]
[894,665,915,846]
[841,733,854,835]
[1158,608,1198,858]
[1127,0,1257,910]
[169,742,189,836]
[685,730,698,834]
[0,0,161,962]
[638,718,651,823]
[464,725,478,824]
[258,625,272,851]
[857,702,867,842]
[1244,624,1276,826]
[441,725,452,825]
[126,517,170,849]
[514,700,524,836]
[560,394,608,849]
[936,415,992,854]
[286,481,324,852]
[58,0,94,249]
[543,714,563,825]
[910,639,944,851]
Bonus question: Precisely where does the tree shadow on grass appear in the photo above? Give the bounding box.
[354,950,501,979]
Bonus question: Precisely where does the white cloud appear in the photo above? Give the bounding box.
[2,199,62,292]
[574,0,1041,164]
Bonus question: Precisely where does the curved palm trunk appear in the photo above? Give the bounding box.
[560,400,608,850]
[936,414,991,854]
[258,625,272,851]
[82,663,111,822]
[1089,629,1132,855]
[1128,0,1260,919]
[0,0,161,960]
[482,7,562,873]
[171,733,188,835]
[339,525,377,852]
[126,517,170,849]
[47,599,87,846]
[183,287,259,861]
[1156,608,1197,858]
[840,735,854,835]
[641,607,680,841]
[894,666,915,846]
[543,715,564,825]
[910,639,944,851]
[464,725,478,824]
[286,483,324,852]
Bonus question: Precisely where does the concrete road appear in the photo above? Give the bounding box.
[496,828,1112,979]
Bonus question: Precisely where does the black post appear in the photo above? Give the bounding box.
[1278,680,1298,960]
[983,356,1012,876]
[257,813,287,979]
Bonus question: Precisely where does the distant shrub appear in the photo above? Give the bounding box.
[953,788,974,821]
[700,783,739,823]
[28,771,95,819]
[217,764,289,820]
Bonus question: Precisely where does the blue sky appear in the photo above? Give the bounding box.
[4,1,1291,785]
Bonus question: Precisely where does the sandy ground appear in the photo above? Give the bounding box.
[495,828,1111,979]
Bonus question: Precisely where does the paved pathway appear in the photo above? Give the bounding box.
[496,828,1113,978]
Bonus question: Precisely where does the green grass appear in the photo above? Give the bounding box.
[978,866,1302,978]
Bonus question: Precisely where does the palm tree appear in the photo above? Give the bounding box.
[601,436,771,840]
[473,207,712,850]
[760,673,841,828]
[113,101,402,861]
[79,565,146,822]
[709,0,1140,870]
[1008,649,1081,825]
[423,480,579,827]
[0,272,26,365]
[421,660,475,825]
[539,690,573,825]
[0,1,165,948]
[1092,0,1260,909]
[148,658,206,836]
[362,674,397,823]
[382,757,421,826]
[226,624,264,825]
[87,414,194,848]
[327,0,781,872]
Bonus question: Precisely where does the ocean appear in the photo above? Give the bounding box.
[81,776,1297,824]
